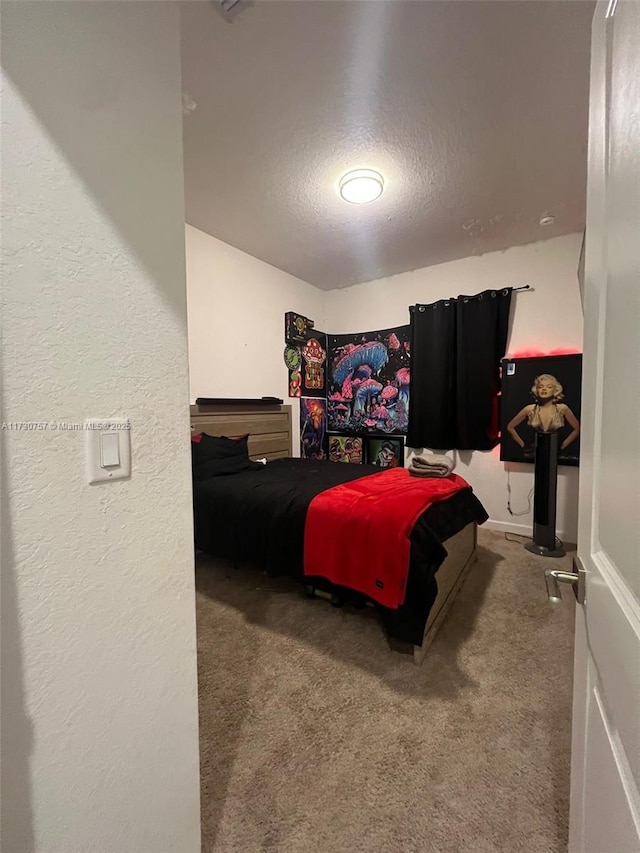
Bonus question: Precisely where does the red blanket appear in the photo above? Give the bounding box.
[303,469,470,609]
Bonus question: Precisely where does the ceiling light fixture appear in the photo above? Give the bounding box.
[339,169,384,204]
[539,213,556,226]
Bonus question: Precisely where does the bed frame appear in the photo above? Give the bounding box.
[190,402,293,461]
[411,521,476,665]
[190,401,477,665]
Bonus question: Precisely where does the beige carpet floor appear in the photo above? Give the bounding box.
[195,529,576,853]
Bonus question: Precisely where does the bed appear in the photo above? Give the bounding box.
[190,402,487,664]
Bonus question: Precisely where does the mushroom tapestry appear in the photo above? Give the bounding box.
[327,326,411,436]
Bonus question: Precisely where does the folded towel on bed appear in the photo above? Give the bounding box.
[408,453,454,478]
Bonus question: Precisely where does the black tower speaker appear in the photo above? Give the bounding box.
[524,431,565,558]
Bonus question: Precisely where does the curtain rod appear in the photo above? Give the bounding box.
[409,285,533,312]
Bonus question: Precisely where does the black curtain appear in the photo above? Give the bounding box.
[407,288,512,450]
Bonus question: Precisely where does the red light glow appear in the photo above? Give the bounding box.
[506,347,582,359]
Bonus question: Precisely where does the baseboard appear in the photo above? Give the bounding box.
[483,519,531,537]
[483,518,572,543]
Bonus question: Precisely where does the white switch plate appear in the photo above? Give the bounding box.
[86,419,131,484]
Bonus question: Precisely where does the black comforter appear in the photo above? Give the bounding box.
[193,458,487,645]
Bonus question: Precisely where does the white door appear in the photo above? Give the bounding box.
[569,2,640,851]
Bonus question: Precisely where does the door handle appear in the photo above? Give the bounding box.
[545,558,586,604]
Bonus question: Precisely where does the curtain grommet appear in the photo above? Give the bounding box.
[419,305,425,312]
[478,293,483,300]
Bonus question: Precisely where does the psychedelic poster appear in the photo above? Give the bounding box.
[284,345,303,397]
[300,334,327,397]
[365,437,405,468]
[284,313,327,399]
[328,434,363,464]
[300,398,327,460]
[327,325,410,435]
[285,312,314,344]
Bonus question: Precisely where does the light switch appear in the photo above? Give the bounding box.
[86,419,131,484]
[100,432,120,468]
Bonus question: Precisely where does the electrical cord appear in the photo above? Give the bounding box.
[506,468,534,517]
[505,532,528,543]
[504,465,566,549]
[506,534,565,551]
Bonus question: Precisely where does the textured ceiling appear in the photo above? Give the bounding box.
[181,1,593,291]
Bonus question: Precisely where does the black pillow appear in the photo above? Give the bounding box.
[195,432,250,460]
[191,433,262,479]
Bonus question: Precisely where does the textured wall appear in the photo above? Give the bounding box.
[1,4,201,852]
[186,224,326,453]
[325,234,584,541]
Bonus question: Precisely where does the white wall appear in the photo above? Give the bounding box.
[186,224,326,452]
[2,4,201,852]
[326,234,584,541]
